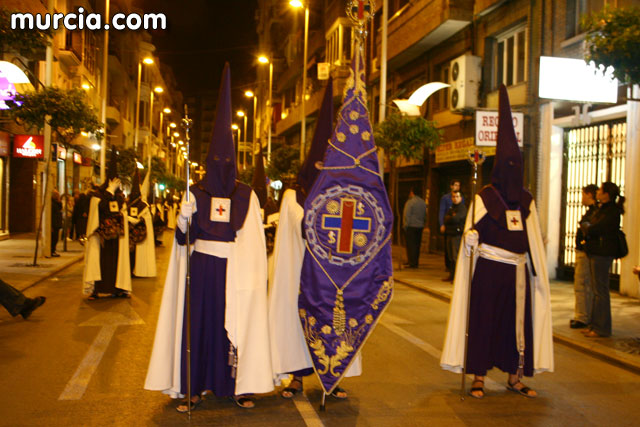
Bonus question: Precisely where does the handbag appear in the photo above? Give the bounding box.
[615,229,628,259]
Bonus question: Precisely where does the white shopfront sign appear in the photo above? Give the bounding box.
[475,110,524,147]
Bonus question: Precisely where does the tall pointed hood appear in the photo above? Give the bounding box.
[130,167,141,201]
[203,63,237,197]
[251,147,267,208]
[107,149,119,181]
[140,169,150,203]
[491,84,524,205]
[297,77,334,198]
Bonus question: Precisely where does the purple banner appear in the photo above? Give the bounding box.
[299,51,393,394]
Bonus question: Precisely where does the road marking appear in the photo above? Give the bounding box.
[293,395,325,427]
[380,314,500,390]
[59,305,144,400]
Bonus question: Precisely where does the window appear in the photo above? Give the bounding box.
[566,0,605,39]
[433,62,450,112]
[493,25,527,89]
[326,18,353,66]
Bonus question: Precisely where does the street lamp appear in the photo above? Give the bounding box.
[148,85,164,167]
[231,124,241,165]
[237,110,247,169]
[290,0,309,163]
[245,90,258,166]
[258,55,273,162]
[134,56,154,151]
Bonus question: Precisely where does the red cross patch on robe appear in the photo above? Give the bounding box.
[506,210,523,231]
[210,197,231,223]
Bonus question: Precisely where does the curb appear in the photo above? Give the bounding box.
[18,254,84,293]
[393,277,640,376]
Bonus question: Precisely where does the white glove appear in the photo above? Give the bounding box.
[179,199,195,219]
[177,199,195,233]
[463,229,479,256]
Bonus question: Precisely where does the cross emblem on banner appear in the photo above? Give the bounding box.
[322,198,371,254]
[216,205,226,216]
[510,216,519,226]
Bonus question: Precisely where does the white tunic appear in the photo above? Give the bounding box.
[132,205,157,278]
[144,190,274,397]
[82,195,132,295]
[440,195,554,374]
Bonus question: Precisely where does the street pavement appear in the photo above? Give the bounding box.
[1,233,639,426]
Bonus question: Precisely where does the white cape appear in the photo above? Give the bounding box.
[145,190,274,397]
[440,195,554,374]
[268,189,361,385]
[133,205,157,278]
[82,196,132,295]
[166,203,177,230]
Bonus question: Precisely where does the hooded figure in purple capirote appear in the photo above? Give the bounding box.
[440,85,553,396]
[145,63,273,407]
[299,50,393,395]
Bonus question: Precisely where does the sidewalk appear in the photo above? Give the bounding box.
[391,245,640,374]
[0,233,85,292]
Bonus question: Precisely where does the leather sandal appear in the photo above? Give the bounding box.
[282,378,303,399]
[330,386,348,399]
[469,379,484,399]
[507,380,536,398]
[176,395,203,413]
[231,395,255,409]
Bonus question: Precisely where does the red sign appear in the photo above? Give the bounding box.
[13,135,44,158]
[73,152,82,164]
[57,144,67,160]
[0,131,9,156]
[81,156,92,166]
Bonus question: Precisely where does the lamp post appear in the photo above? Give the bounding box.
[99,0,110,183]
[258,55,273,163]
[231,123,241,169]
[290,0,309,163]
[134,56,154,152]
[245,90,257,166]
[148,85,164,165]
[237,110,247,169]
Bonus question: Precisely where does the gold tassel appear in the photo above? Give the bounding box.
[333,290,346,335]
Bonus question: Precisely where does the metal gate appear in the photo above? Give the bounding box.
[561,120,626,275]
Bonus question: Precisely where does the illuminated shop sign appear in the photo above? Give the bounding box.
[73,152,82,164]
[0,61,33,110]
[476,111,524,147]
[539,56,618,103]
[13,135,44,158]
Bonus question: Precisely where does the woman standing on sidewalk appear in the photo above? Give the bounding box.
[582,182,625,338]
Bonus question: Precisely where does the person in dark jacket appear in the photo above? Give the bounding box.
[570,184,598,329]
[0,277,46,319]
[51,190,63,257]
[582,181,625,337]
[443,191,466,282]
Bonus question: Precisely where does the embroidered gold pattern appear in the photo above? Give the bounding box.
[365,314,374,324]
[371,279,393,310]
[326,200,340,214]
[321,325,332,335]
[348,318,358,328]
[350,124,359,134]
[349,110,359,121]
[354,233,367,247]
[361,131,371,141]
[337,132,346,142]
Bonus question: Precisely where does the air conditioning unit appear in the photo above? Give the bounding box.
[449,53,482,110]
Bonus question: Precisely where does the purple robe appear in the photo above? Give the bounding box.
[176,181,250,397]
[466,185,534,376]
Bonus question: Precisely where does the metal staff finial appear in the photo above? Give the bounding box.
[461,148,485,400]
[182,104,194,418]
[346,0,375,42]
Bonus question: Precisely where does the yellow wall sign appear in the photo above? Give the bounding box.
[435,137,496,164]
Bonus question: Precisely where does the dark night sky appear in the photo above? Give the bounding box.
[137,0,259,102]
